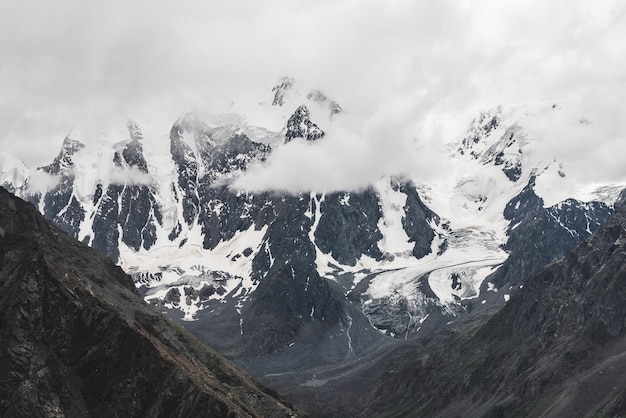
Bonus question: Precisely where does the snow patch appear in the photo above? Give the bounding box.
[375,178,414,258]
[121,224,267,320]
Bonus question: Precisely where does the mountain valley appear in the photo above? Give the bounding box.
[1,78,625,416]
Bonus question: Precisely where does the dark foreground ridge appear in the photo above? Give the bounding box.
[293,201,626,417]
[0,187,300,417]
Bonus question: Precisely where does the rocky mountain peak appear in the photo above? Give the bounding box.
[270,77,341,120]
[38,116,146,179]
[40,137,85,175]
[170,112,221,165]
[285,104,325,142]
[454,106,534,182]
[126,119,143,142]
[306,89,342,118]
[457,107,502,157]
[271,76,296,106]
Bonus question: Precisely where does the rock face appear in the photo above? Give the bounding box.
[457,107,522,182]
[241,195,345,354]
[285,105,325,142]
[314,188,384,265]
[0,187,300,417]
[299,202,626,417]
[37,137,87,239]
[484,176,613,293]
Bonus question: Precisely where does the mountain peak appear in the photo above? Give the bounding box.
[307,89,342,117]
[457,106,502,158]
[271,76,296,106]
[40,136,86,175]
[67,115,138,146]
[270,77,342,118]
[285,104,325,142]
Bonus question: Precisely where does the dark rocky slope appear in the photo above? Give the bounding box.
[477,177,612,307]
[292,200,626,417]
[490,177,611,288]
[0,187,300,418]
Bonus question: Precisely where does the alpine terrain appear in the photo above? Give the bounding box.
[0,186,300,417]
[290,191,626,417]
[1,78,624,415]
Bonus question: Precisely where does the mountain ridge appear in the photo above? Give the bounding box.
[1,80,624,412]
[0,185,301,417]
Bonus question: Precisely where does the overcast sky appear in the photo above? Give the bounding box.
[1,0,625,187]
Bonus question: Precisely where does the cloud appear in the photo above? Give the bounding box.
[529,93,626,186]
[26,171,62,195]
[0,0,624,191]
[233,94,451,193]
[17,165,152,197]
[109,166,154,187]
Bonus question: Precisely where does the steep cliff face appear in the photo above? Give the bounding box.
[471,201,626,417]
[242,195,345,354]
[0,187,300,417]
[285,105,325,142]
[36,137,87,239]
[91,125,163,261]
[483,176,612,294]
[299,203,626,417]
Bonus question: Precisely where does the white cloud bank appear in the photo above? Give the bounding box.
[232,97,451,193]
[26,171,62,195]
[0,0,625,191]
[109,166,154,187]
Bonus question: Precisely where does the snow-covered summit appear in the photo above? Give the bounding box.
[227,77,341,135]
[448,100,625,208]
[40,117,154,204]
[271,76,296,107]
[267,76,342,120]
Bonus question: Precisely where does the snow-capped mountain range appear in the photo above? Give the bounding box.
[1,78,624,364]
